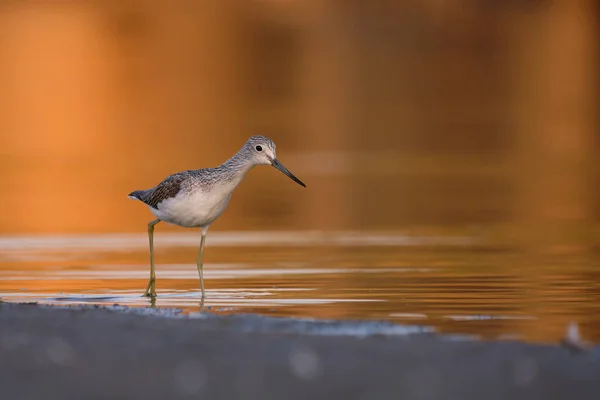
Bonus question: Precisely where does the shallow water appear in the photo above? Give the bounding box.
[1,232,599,344]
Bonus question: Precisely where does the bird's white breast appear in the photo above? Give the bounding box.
[149,184,235,228]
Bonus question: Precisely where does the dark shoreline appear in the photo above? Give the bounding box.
[1,302,599,400]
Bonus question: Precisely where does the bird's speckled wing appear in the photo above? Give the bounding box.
[129,172,190,210]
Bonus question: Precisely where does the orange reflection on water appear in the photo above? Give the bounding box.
[1,233,599,344]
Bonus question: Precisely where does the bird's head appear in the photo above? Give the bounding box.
[243,135,306,187]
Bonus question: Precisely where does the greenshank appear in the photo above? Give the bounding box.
[128,135,306,298]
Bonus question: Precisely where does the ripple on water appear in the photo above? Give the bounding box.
[0,232,599,344]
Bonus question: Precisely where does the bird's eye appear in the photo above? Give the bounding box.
[255,145,263,152]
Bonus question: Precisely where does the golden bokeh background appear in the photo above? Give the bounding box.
[0,0,598,243]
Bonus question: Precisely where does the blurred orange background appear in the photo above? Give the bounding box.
[0,0,598,248]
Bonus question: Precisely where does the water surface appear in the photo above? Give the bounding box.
[1,232,598,344]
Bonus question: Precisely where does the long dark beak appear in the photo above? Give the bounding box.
[271,158,306,187]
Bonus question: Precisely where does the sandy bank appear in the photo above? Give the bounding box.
[0,303,599,400]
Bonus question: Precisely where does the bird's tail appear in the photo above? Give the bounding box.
[128,190,144,201]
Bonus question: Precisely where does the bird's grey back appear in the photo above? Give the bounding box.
[128,166,243,210]
[128,171,190,209]
[129,135,271,209]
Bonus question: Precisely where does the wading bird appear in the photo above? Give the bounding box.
[128,135,306,298]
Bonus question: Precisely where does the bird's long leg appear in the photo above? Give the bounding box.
[143,219,161,297]
[196,229,208,299]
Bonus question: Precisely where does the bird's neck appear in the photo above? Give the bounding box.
[216,149,254,184]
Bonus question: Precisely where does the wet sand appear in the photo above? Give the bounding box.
[1,303,599,400]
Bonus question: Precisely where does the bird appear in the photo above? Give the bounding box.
[128,135,306,298]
